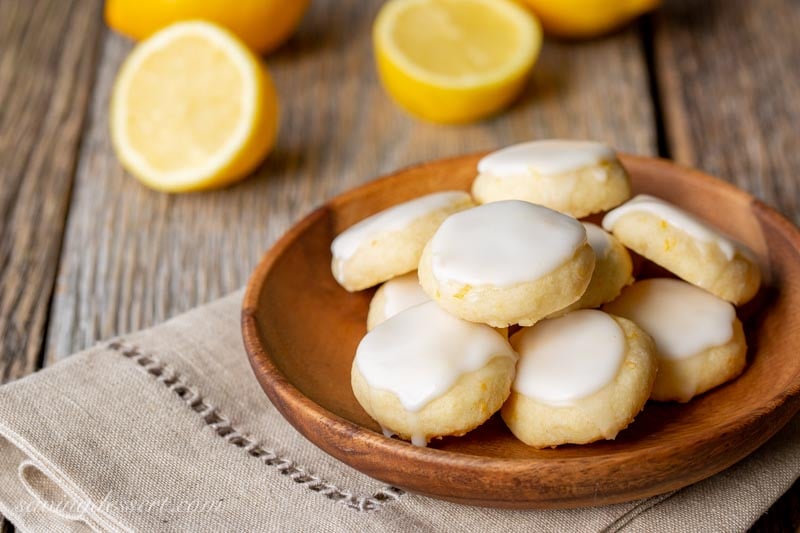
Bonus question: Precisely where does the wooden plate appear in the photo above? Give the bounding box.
[242,154,800,509]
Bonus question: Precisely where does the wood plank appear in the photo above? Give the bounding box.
[45,0,655,362]
[0,2,103,525]
[655,0,800,223]
[0,0,104,377]
[653,1,800,530]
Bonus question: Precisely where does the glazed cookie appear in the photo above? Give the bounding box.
[602,195,760,304]
[331,191,474,291]
[501,310,657,448]
[551,223,633,316]
[352,301,517,446]
[418,200,595,327]
[471,140,631,217]
[604,278,747,403]
[366,272,429,331]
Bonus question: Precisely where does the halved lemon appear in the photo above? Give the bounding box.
[373,0,542,124]
[110,21,279,192]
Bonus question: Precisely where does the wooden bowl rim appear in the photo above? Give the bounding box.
[242,153,800,495]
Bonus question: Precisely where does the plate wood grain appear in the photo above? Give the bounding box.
[242,154,800,509]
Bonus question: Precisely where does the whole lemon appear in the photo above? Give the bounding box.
[105,0,310,54]
[520,0,660,39]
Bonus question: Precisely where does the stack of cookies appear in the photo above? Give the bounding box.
[330,140,761,449]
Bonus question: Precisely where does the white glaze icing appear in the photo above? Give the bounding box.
[583,222,614,259]
[355,301,516,413]
[477,140,617,178]
[380,272,430,320]
[403,412,426,447]
[602,194,741,260]
[511,310,626,405]
[604,278,735,360]
[429,200,587,287]
[411,434,427,447]
[331,191,471,260]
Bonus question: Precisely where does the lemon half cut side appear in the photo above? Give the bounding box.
[373,0,542,124]
[110,21,279,192]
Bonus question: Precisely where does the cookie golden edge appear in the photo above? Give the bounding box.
[418,242,596,327]
[471,160,631,218]
[606,211,760,305]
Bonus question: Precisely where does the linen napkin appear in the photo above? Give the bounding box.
[0,291,797,533]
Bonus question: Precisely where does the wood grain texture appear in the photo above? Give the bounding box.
[655,0,800,223]
[0,4,99,529]
[0,0,104,377]
[654,2,800,528]
[44,0,655,361]
[243,153,800,508]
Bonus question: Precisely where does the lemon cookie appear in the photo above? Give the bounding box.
[366,272,429,331]
[352,301,518,446]
[552,223,633,316]
[602,195,760,304]
[331,191,474,291]
[418,200,595,327]
[471,140,631,217]
[501,310,656,448]
[604,278,747,403]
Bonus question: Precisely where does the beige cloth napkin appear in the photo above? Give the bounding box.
[0,291,798,533]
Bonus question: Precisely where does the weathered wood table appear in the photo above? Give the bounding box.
[0,0,798,530]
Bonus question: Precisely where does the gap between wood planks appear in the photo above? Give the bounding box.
[31,35,107,374]
[638,14,672,160]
